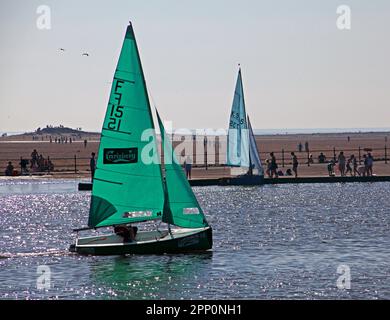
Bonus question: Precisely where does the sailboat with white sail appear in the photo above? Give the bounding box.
[226,67,264,184]
[70,23,212,255]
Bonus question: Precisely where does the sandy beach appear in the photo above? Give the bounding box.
[0,131,389,178]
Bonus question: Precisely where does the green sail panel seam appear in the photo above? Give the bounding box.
[102,128,132,136]
[100,134,154,144]
[113,77,135,84]
[108,204,163,210]
[97,168,163,178]
[106,104,153,113]
[93,177,123,185]
[115,69,141,75]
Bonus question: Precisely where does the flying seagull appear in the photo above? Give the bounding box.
[82,52,89,57]
[59,48,65,52]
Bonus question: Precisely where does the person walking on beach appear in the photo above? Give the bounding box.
[84,139,88,148]
[304,141,309,152]
[291,152,298,178]
[270,152,278,178]
[298,142,303,153]
[90,152,96,182]
[338,151,346,176]
[184,155,192,179]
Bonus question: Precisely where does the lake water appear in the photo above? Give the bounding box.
[0,179,389,299]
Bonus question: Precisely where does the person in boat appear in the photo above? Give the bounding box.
[114,225,138,242]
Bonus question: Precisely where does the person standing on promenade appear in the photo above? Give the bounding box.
[84,139,88,148]
[5,162,14,176]
[265,159,271,177]
[304,141,309,152]
[31,149,38,168]
[367,153,374,176]
[270,152,278,178]
[351,155,359,176]
[291,152,298,178]
[345,156,353,176]
[184,155,192,179]
[361,154,368,176]
[338,151,346,176]
[90,152,96,182]
[298,142,302,153]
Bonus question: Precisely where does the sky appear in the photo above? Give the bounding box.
[0,0,389,132]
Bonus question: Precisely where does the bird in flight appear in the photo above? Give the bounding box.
[59,48,65,52]
[82,52,89,57]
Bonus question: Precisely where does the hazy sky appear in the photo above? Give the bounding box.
[0,0,389,132]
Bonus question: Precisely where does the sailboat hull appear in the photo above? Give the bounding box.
[71,227,212,255]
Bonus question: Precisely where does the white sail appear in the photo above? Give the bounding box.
[248,116,264,176]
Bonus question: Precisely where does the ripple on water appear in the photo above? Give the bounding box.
[0,180,389,299]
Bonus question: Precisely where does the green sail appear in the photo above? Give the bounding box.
[156,112,209,229]
[88,24,165,228]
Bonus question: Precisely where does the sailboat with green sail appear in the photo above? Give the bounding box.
[70,23,212,255]
[225,67,264,185]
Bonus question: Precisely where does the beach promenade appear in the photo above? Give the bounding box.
[1,131,389,178]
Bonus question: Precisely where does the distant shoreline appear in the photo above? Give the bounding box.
[1,127,390,138]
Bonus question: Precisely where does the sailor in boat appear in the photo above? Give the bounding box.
[113,225,138,242]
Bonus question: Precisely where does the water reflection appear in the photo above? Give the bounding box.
[88,253,213,299]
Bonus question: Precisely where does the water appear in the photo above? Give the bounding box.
[0,179,389,299]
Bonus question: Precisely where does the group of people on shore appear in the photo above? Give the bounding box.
[328,152,374,177]
[265,152,299,178]
[29,149,54,172]
[264,150,375,178]
[5,149,55,176]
